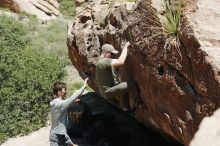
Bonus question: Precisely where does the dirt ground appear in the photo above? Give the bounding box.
[1,126,50,146]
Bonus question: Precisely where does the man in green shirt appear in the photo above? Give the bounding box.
[95,42,139,111]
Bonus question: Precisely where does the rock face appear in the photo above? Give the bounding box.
[187,0,220,145]
[66,92,183,146]
[0,0,60,21]
[67,0,220,145]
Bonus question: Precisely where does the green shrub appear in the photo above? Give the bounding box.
[67,81,93,97]
[58,0,76,17]
[0,15,67,144]
[0,15,30,51]
[68,81,84,94]
[29,18,68,58]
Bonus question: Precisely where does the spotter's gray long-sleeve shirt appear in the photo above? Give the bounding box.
[50,87,84,135]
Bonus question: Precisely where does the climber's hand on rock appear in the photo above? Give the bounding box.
[83,77,89,88]
[124,42,130,49]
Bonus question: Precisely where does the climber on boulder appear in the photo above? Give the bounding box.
[95,42,140,112]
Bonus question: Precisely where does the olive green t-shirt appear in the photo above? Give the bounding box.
[95,57,115,95]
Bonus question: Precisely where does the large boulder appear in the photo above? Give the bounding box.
[67,0,220,145]
[0,0,60,21]
[66,92,182,145]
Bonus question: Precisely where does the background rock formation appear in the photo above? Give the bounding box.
[67,0,220,145]
[0,0,60,21]
[189,108,220,146]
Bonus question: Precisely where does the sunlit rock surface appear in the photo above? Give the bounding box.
[0,0,60,21]
[67,0,220,145]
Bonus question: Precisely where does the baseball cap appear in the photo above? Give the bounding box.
[101,44,119,54]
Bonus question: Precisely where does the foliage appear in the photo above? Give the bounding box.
[29,18,69,58]
[158,0,181,36]
[18,12,39,32]
[67,81,93,96]
[157,0,182,59]
[0,16,30,51]
[0,15,67,144]
[58,0,76,18]
[67,82,84,95]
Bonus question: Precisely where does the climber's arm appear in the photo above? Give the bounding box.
[111,42,130,67]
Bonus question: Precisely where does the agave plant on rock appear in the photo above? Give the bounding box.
[157,0,182,59]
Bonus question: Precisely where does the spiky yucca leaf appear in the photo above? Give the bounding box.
[157,0,182,59]
[159,0,181,36]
